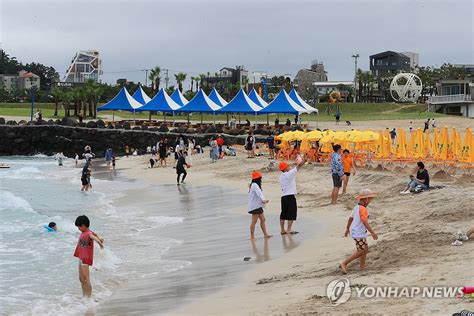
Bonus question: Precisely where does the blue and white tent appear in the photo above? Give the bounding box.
[289,89,318,113]
[218,88,262,114]
[170,89,189,107]
[178,89,221,113]
[135,88,181,113]
[248,88,268,108]
[132,86,152,105]
[208,88,228,107]
[97,87,143,112]
[258,89,307,115]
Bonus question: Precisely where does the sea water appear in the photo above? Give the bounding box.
[0,156,189,315]
[0,156,314,315]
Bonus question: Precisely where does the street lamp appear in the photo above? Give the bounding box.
[351,54,359,103]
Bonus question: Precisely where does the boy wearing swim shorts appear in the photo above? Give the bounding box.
[341,149,356,194]
[74,215,104,297]
[340,189,378,274]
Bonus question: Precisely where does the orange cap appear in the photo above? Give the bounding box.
[251,170,262,180]
[279,162,289,171]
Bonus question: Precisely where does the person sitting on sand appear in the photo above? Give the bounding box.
[248,171,272,240]
[340,189,378,274]
[400,161,429,194]
[279,158,304,235]
[341,149,356,194]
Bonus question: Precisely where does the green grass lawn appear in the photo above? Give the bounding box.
[0,102,446,122]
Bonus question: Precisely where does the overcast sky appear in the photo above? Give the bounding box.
[1,0,473,87]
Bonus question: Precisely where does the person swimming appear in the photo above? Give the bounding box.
[43,222,57,232]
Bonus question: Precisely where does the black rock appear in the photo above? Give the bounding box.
[6,120,17,125]
[61,117,77,127]
[107,124,115,129]
[158,124,169,133]
[96,119,106,128]
[0,118,5,125]
[141,125,148,130]
[86,121,97,128]
[123,122,131,130]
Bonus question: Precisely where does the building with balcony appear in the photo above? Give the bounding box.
[427,79,474,117]
[63,50,102,83]
[201,66,249,88]
[369,51,413,76]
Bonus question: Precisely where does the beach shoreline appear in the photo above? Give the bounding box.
[106,129,474,315]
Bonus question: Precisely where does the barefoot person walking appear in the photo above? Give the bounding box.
[279,159,303,235]
[248,171,272,240]
[340,189,378,274]
[331,144,346,204]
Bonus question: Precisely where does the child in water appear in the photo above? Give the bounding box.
[74,215,104,297]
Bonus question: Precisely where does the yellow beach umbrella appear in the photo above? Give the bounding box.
[306,130,323,141]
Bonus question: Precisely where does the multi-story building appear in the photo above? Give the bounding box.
[201,66,249,88]
[63,50,102,83]
[401,52,419,70]
[294,60,328,93]
[0,70,40,92]
[427,79,473,117]
[369,51,412,76]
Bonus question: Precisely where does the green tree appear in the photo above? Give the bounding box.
[165,85,175,96]
[174,72,187,92]
[50,87,64,117]
[148,66,161,94]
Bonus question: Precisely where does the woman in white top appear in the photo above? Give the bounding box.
[248,171,272,240]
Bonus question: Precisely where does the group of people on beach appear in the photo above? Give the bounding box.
[247,156,304,240]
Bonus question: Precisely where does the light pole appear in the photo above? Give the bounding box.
[142,69,149,86]
[351,54,359,103]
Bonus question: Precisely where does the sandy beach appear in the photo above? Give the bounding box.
[104,115,474,315]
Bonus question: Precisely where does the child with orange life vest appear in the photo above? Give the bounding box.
[73,215,104,297]
[340,189,378,274]
[341,149,356,194]
[248,171,272,240]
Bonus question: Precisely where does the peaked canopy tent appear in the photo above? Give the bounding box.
[170,89,189,107]
[178,89,221,123]
[208,88,228,107]
[289,89,318,113]
[132,86,152,105]
[97,87,144,121]
[218,89,262,114]
[248,88,268,108]
[218,88,262,126]
[258,89,307,115]
[135,88,181,123]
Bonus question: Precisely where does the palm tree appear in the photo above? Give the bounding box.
[190,76,196,92]
[50,87,63,117]
[62,89,73,117]
[165,85,175,96]
[242,77,249,92]
[82,80,102,118]
[148,66,161,94]
[199,74,206,90]
[174,72,187,92]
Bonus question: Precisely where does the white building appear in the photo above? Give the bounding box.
[401,52,419,70]
[63,50,102,83]
[313,81,354,94]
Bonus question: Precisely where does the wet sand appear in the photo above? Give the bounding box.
[94,159,317,315]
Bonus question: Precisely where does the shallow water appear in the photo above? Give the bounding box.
[0,156,315,315]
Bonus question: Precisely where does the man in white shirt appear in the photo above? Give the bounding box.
[279,159,303,234]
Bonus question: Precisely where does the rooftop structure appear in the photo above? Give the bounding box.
[64,50,102,83]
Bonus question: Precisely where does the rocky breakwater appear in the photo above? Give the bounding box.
[0,117,274,157]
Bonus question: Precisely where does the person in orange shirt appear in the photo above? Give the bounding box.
[341,149,356,194]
